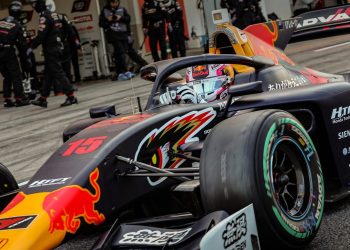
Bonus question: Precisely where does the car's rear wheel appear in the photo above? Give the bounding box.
[200,109,324,249]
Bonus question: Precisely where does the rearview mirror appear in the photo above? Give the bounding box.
[89,105,118,118]
[164,73,183,84]
[141,71,157,81]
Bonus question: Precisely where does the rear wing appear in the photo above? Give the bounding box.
[293,4,350,38]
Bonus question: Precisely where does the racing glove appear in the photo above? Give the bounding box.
[159,87,176,105]
[160,86,200,105]
[176,86,199,104]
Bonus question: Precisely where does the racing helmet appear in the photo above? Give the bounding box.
[8,1,22,19]
[184,64,234,103]
[28,0,47,13]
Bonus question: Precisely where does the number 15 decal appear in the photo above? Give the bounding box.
[63,136,108,157]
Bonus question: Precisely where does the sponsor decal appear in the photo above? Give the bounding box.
[268,76,307,91]
[210,64,221,70]
[63,136,108,156]
[88,114,153,129]
[224,241,246,250]
[331,106,350,124]
[42,168,105,234]
[283,19,298,30]
[71,0,91,13]
[238,30,248,43]
[343,147,350,156]
[119,228,191,246]
[315,174,323,220]
[297,7,350,29]
[338,130,350,140]
[192,65,210,80]
[222,213,247,249]
[217,101,226,111]
[135,108,216,186]
[28,177,71,188]
[0,215,36,230]
[73,15,93,23]
[204,129,211,135]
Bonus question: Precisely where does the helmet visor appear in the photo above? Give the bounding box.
[192,76,228,96]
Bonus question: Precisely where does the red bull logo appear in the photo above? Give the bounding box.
[192,65,210,80]
[245,22,294,65]
[42,168,105,234]
[245,22,278,47]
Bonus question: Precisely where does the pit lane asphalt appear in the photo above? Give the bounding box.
[2,33,350,249]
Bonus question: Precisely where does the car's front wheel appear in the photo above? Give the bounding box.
[200,109,324,249]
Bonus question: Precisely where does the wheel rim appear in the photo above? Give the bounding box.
[270,136,313,221]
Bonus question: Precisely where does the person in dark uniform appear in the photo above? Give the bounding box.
[21,24,40,97]
[220,0,266,29]
[126,22,148,73]
[163,0,186,58]
[0,1,30,108]
[142,0,167,62]
[101,0,132,81]
[54,13,81,94]
[28,0,77,108]
[220,0,238,26]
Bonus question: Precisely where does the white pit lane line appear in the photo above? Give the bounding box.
[314,41,350,52]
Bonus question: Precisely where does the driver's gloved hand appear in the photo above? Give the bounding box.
[177,86,198,104]
[159,87,176,105]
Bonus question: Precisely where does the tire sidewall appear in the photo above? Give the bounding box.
[254,112,324,246]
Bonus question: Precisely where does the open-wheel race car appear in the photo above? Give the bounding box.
[2,12,350,250]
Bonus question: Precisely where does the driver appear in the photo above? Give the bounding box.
[160,64,234,105]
